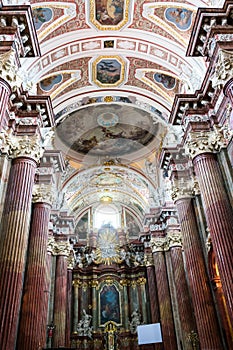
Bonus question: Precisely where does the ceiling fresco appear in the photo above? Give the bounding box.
[14,0,219,230]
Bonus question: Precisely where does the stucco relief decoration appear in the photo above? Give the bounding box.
[164,7,193,31]
[211,49,233,89]
[90,0,131,30]
[0,49,22,91]
[92,56,125,87]
[7,134,43,163]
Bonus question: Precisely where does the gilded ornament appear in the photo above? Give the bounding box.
[54,240,71,256]
[167,232,183,248]
[151,237,168,253]
[47,235,56,254]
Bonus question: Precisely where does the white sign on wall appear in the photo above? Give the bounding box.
[137,323,162,345]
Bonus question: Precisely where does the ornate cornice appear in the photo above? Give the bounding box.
[32,183,55,205]
[185,127,227,159]
[211,49,233,89]
[0,49,22,91]
[6,133,43,162]
[151,237,168,253]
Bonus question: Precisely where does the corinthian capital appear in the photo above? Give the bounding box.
[185,127,227,159]
[171,177,194,202]
[0,49,22,91]
[211,49,233,89]
[167,232,183,248]
[54,240,71,256]
[32,183,55,205]
[151,237,168,253]
[67,251,75,269]
[7,134,43,163]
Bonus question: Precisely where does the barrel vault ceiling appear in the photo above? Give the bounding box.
[15,0,223,227]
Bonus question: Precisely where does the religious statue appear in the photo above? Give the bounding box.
[77,309,93,338]
[129,309,141,334]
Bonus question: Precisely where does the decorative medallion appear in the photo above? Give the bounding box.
[89,0,131,30]
[92,56,126,87]
[39,74,63,91]
[164,8,193,31]
[32,7,53,30]
[153,72,176,90]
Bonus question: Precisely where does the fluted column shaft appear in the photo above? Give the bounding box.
[17,202,52,350]
[193,153,233,323]
[176,197,223,349]
[73,282,79,333]
[146,265,163,350]
[169,245,197,350]
[153,251,177,350]
[53,254,68,348]
[0,156,37,350]
[0,78,11,130]
[66,268,73,347]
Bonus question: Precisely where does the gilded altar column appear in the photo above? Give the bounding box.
[53,240,71,348]
[167,231,197,350]
[0,134,42,350]
[186,129,233,324]
[17,184,54,350]
[172,181,224,349]
[151,237,177,350]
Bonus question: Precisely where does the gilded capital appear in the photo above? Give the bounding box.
[151,237,168,253]
[47,235,56,254]
[32,183,55,205]
[185,127,227,159]
[54,240,71,256]
[211,49,233,89]
[7,134,43,163]
[0,49,22,91]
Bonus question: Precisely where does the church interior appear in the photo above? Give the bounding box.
[0,0,233,349]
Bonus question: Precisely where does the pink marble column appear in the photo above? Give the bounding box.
[0,156,37,349]
[152,238,178,350]
[0,78,11,130]
[17,196,52,349]
[193,152,233,324]
[146,259,164,350]
[53,241,70,348]
[168,238,197,350]
[176,197,223,349]
[66,263,73,347]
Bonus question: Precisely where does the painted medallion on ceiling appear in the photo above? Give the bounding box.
[90,0,131,30]
[92,56,126,87]
[39,74,63,91]
[153,73,176,90]
[32,7,53,30]
[164,8,193,31]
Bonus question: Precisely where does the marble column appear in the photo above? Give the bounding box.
[145,257,162,337]
[167,232,197,350]
[192,151,233,323]
[0,135,42,350]
[17,184,53,350]
[175,195,224,349]
[0,78,11,130]
[53,240,70,348]
[66,256,74,348]
[151,237,177,350]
